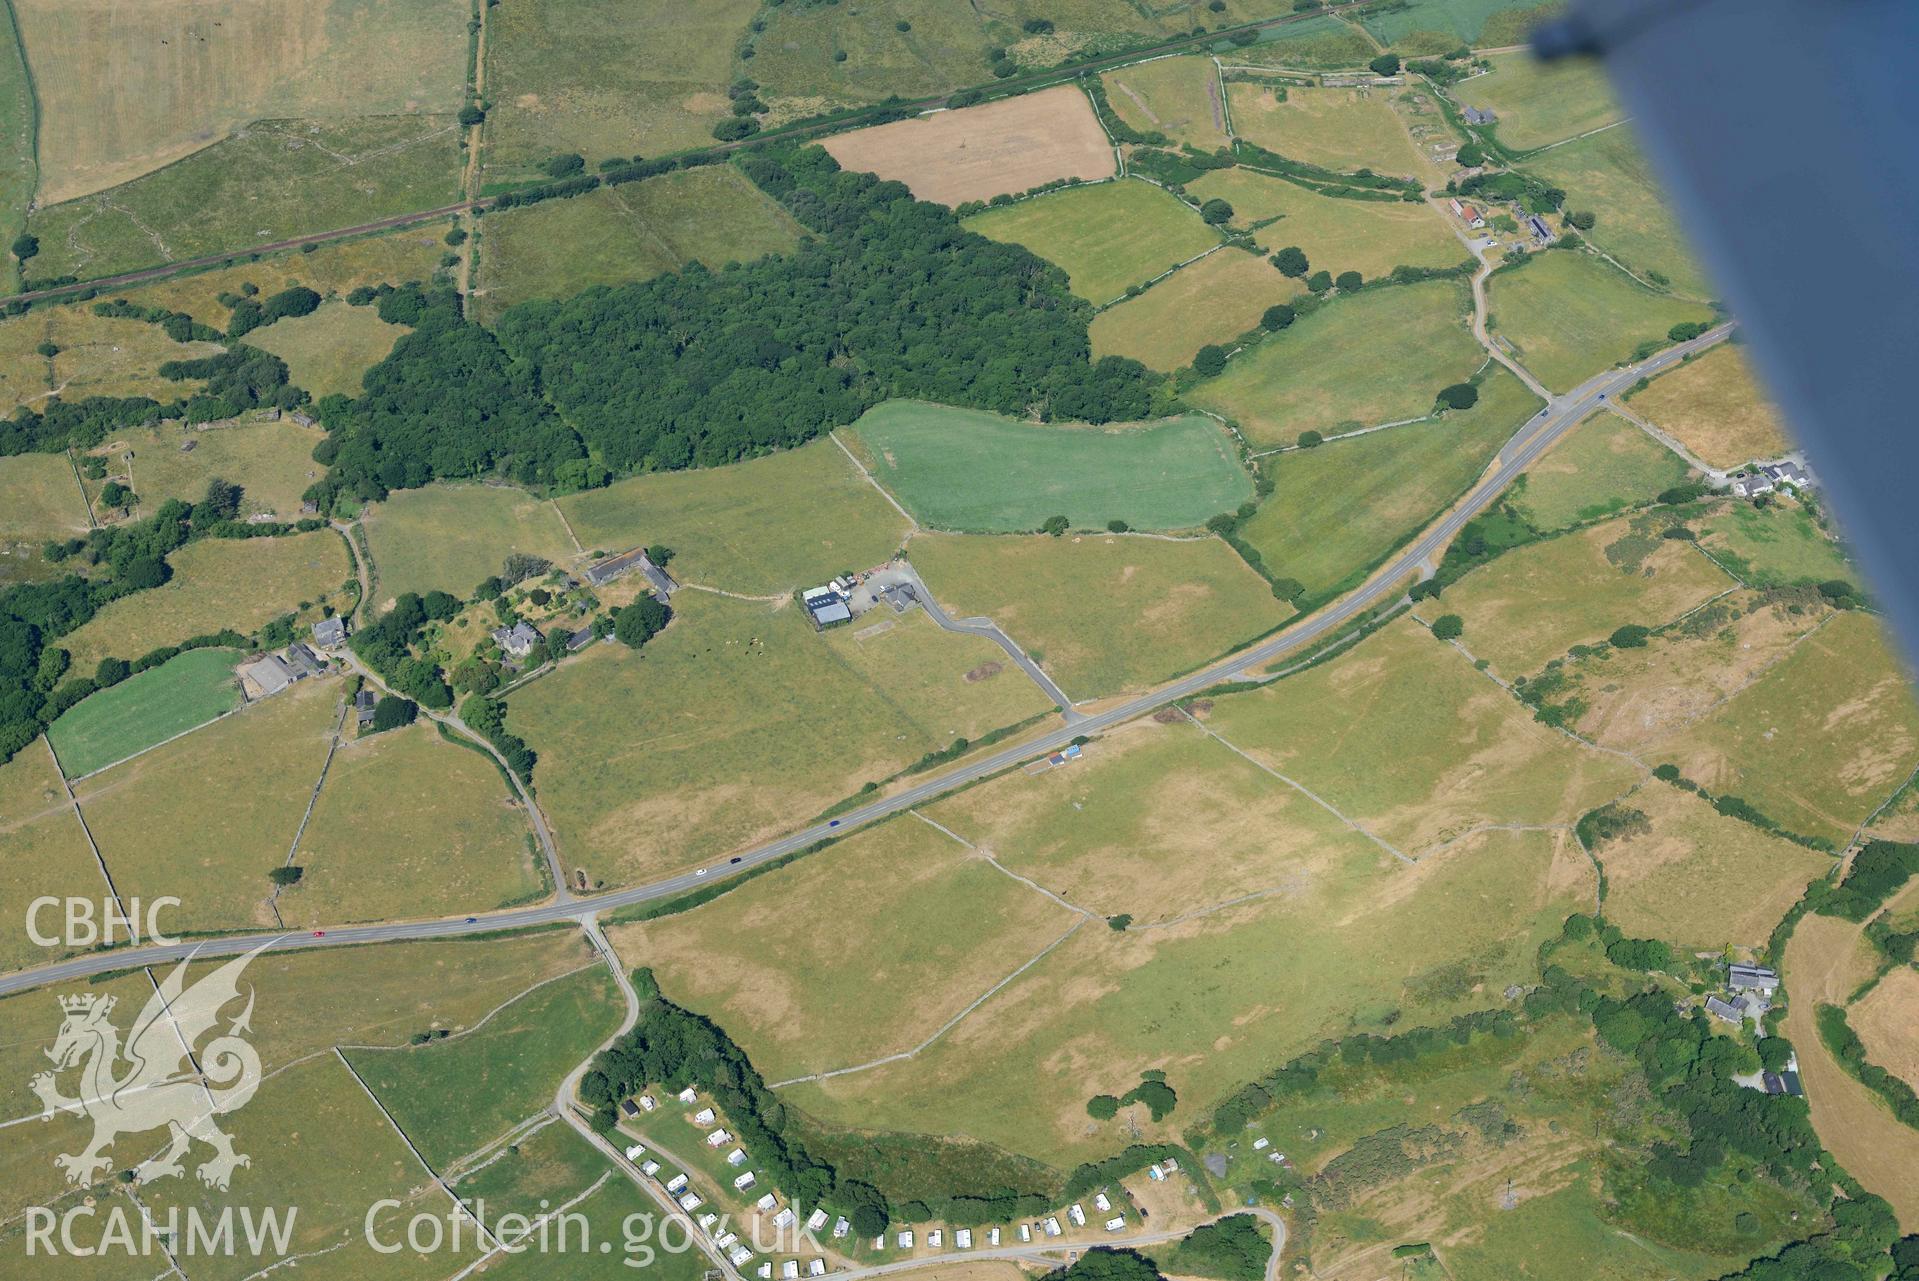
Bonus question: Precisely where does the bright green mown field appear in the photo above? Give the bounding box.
[46,647,244,778]
[348,965,622,1169]
[849,400,1251,533]
[26,115,462,281]
[1237,367,1542,602]
[1513,410,1690,531]
[964,180,1221,304]
[1188,279,1483,445]
[1357,0,1555,47]
[1487,252,1713,393]
[473,166,805,322]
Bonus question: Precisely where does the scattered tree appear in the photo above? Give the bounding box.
[1086,1094,1122,1119]
[1261,303,1295,331]
[1436,382,1479,410]
[201,476,243,520]
[1431,613,1464,641]
[1610,624,1652,648]
[267,866,304,888]
[1297,429,1323,448]
[1334,269,1363,292]
[1566,209,1597,230]
[369,695,418,733]
[1369,53,1402,76]
[1198,198,1234,225]
[1270,246,1310,278]
[1192,344,1229,377]
[1106,519,1130,533]
[1306,270,1333,293]
[1040,514,1071,536]
[10,233,37,263]
[615,593,672,647]
[540,153,586,178]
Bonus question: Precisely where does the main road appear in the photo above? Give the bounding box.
[0,324,1731,998]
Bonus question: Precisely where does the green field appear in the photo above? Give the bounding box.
[58,529,351,671]
[1487,251,1713,393]
[0,452,89,542]
[1187,167,1466,279]
[26,115,461,281]
[1513,410,1690,531]
[508,589,1037,886]
[909,529,1290,699]
[483,0,762,177]
[246,301,408,398]
[365,482,577,603]
[1456,50,1623,152]
[611,815,1080,1082]
[555,439,910,596]
[475,166,804,322]
[964,180,1221,304]
[450,1119,610,1226]
[1188,279,1483,445]
[46,646,244,778]
[1439,519,1734,679]
[1627,344,1794,469]
[1102,54,1229,150]
[1528,125,1713,299]
[1220,368,1535,602]
[1090,247,1299,371]
[849,400,1251,532]
[1695,496,1857,591]
[74,679,338,932]
[1229,13,1374,67]
[280,722,545,926]
[476,1172,714,1281]
[1653,610,1919,846]
[349,965,622,1169]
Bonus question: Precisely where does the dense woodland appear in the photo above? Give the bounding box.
[308,146,1159,504]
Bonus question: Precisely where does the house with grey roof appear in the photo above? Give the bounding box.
[1462,105,1498,125]
[284,643,325,680]
[1729,963,1780,993]
[241,654,293,698]
[354,688,377,727]
[311,616,347,649]
[492,621,544,659]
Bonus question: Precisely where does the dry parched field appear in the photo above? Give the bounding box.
[18,0,469,204]
[1627,344,1796,470]
[909,530,1291,700]
[1227,84,1427,178]
[609,816,1082,1083]
[1439,519,1734,680]
[1850,965,1919,1094]
[823,85,1116,207]
[1100,54,1229,151]
[1652,610,1919,846]
[1090,247,1298,371]
[1588,782,1830,949]
[1783,911,1919,1229]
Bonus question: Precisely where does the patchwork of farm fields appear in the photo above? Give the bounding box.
[1188,278,1484,445]
[848,400,1251,532]
[1527,125,1714,299]
[1234,367,1542,603]
[365,481,578,603]
[26,114,462,281]
[1188,167,1466,279]
[82,418,327,521]
[1228,85,1429,178]
[1457,49,1623,152]
[1487,251,1713,393]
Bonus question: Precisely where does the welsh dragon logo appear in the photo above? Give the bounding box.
[31,945,268,1190]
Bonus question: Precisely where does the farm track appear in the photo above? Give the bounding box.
[0,324,1735,999]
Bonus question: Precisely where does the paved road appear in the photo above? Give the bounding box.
[0,323,1731,999]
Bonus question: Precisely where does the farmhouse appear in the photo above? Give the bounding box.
[1729,472,1776,499]
[310,616,347,648]
[1762,1070,1806,1097]
[355,688,377,728]
[1458,203,1486,229]
[1729,963,1780,993]
[567,625,597,653]
[492,621,544,658]
[1462,105,1498,125]
[284,643,325,680]
[1765,459,1812,488]
[1705,996,1744,1024]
